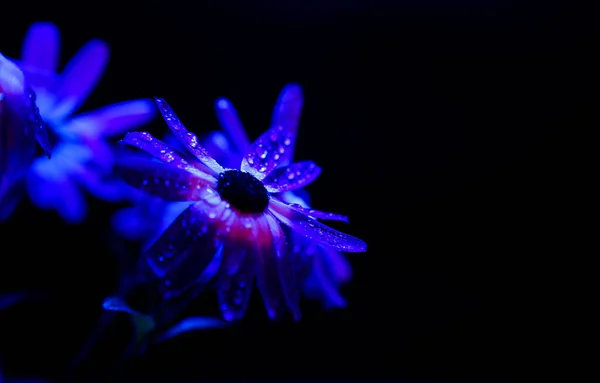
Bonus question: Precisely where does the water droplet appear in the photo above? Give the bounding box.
[308,222,315,228]
[259,150,268,159]
[283,138,291,146]
[140,132,153,141]
[278,146,285,154]
[209,212,217,219]
[163,152,175,162]
[287,172,295,180]
[247,156,255,165]
[259,166,267,172]
[273,154,280,160]
[185,132,198,147]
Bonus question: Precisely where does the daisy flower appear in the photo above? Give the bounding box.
[115,97,367,321]
[112,84,354,309]
[0,53,52,220]
[13,22,155,223]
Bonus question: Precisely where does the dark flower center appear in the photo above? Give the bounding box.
[217,169,269,214]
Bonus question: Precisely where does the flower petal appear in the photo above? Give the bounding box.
[215,98,251,155]
[121,132,214,181]
[279,201,349,223]
[269,83,303,166]
[154,97,224,175]
[263,160,321,193]
[21,22,60,74]
[114,154,211,201]
[265,212,301,321]
[49,39,109,121]
[155,316,228,342]
[268,198,367,252]
[138,201,222,298]
[252,214,287,320]
[217,243,255,322]
[304,250,348,309]
[240,123,296,180]
[62,99,156,138]
[200,130,241,169]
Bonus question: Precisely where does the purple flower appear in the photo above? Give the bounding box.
[113,85,355,309]
[12,22,156,223]
[115,97,367,321]
[0,53,52,221]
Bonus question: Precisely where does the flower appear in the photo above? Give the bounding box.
[0,53,52,220]
[113,85,355,309]
[115,97,367,321]
[13,22,156,223]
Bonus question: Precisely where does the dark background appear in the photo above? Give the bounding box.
[0,1,592,382]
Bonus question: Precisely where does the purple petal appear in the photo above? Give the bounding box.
[280,202,349,223]
[121,132,215,182]
[263,160,321,193]
[114,154,210,201]
[50,39,109,120]
[154,98,224,175]
[156,316,228,341]
[252,214,287,320]
[139,201,221,298]
[217,243,255,322]
[0,177,24,222]
[200,130,241,169]
[63,99,156,138]
[21,22,60,74]
[215,98,251,155]
[55,178,87,224]
[240,124,296,181]
[269,83,303,166]
[305,252,348,309]
[266,212,301,321]
[268,198,367,252]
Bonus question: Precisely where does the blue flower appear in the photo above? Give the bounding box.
[13,22,156,223]
[0,53,52,221]
[115,97,366,321]
[113,85,354,309]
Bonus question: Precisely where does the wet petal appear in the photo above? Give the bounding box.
[154,97,223,175]
[50,39,109,121]
[265,212,301,321]
[114,154,212,201]
[217,243,255,322]
[280,201,349,223]
[263,160,321,193]
[252,214,286,320]
[240,124,296,180]
[268,198,366,252]
[269,83,303,166]
[214,98,251,155]
[21,22,60,74]
[62,99,156,138]
[139,201,221,298]
[121,132,214,181]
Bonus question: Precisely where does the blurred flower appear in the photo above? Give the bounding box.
[11,22,155,223]
[115,97,367,321]
[0,53,52,220]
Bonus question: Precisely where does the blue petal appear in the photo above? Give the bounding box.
[155,316,228,343]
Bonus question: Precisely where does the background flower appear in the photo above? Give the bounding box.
[0,53,52,221]
[12,22,156,223]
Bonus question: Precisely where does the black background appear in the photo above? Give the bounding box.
[0,1,593,382]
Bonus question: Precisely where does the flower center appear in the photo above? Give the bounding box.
[217,169,269,214]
